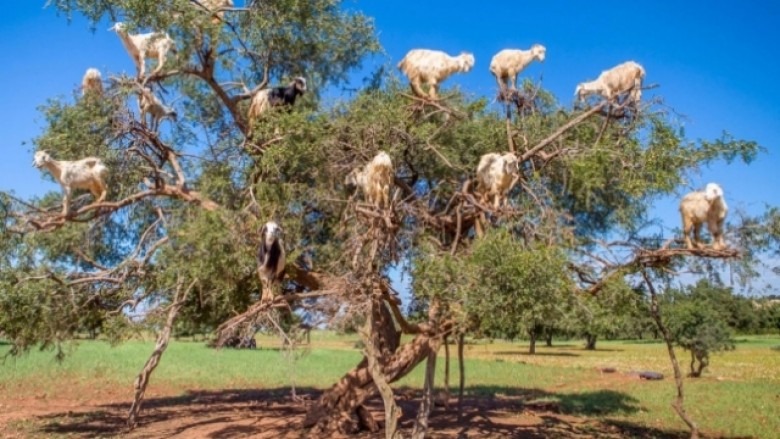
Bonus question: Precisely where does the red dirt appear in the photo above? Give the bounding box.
[0,383,688,438]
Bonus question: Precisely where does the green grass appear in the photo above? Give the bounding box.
[2,333,779,438]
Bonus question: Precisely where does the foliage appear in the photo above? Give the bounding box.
[665,282,736,377]
[572,277,642,349]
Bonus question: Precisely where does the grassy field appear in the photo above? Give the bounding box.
[1,333,779,438]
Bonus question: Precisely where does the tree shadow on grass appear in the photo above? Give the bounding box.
[621,339,664,345]
[543,345,626,353]
[452,386,639,416]
[493,350,581,357]
[29,385,700,438]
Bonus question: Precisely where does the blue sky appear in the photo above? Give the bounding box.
[1,1,779,287]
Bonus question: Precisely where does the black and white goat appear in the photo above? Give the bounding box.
[257,221,286,302]
[247,77,307,119]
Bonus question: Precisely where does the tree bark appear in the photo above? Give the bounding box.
[642,270,699,439]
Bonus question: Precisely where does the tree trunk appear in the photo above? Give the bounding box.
[362,300,401,439]
[585,334,598,350]
[442,335,450,409]
[457,332,465,421]
[412,338,441,439]
[545,331,553,347]
[691,350,707,378]
[528,329,537,355]
[127,281,191,428]
[643,271,699,439]
[304,301,433,434]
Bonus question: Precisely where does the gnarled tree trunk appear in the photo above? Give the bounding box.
[303,329,434,433]
[303,290,446,433]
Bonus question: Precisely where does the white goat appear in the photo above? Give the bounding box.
[397,49,475,99]
[345,152,394,209]
[257,221,286,302]
[197,0,234,23]
[138,87,177,131]
[109,22,176,78]
[575,61,645,104]
[81,68,103,97]
[489,45,546,91]
[476,152,520,208]
[679,183,728,250]
[32,151,108,216]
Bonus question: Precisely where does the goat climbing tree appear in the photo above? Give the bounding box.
[0,1,777,438]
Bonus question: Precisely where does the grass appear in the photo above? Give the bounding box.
[1,333,779,438]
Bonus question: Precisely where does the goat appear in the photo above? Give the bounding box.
[397,49,475,99]
[138,87,177,131]
[109,22,176,79]
[197,0,233,23]
[489,45,546,91]
[247,77,307,119]
[575,61,645,104]
[345,151,394,209]
[257,221,286,302]
[32,151,108,216]
[81,68,103,97]
[476,152,520,208]
[679,183,728,250]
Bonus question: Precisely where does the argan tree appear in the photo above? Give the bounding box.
[0,1,774,438]
[665,283,736,378]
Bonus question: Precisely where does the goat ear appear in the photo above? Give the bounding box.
[259,224,267,238]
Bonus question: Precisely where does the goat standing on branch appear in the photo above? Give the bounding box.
[196,0,234,23]
[476,152,520,209]
[575,61,645,104]
[257,221,286,302]
[81,68,103,97]
[109,22,176,79]
[32,151,108,216]
[345,151,394,209]
[680,183,728,250]
[247,77,307,119]
[138,87,177,131]
[397,49,475,100]
[489,45,546,92]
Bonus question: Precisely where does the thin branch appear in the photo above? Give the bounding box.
[520,101,607,162]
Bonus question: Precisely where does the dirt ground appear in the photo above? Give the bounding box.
[0,383,689,439]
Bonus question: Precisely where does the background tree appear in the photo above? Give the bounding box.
[665,289,736,377]
[573,278,640,350]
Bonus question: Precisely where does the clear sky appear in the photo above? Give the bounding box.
[1,1,779,267]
